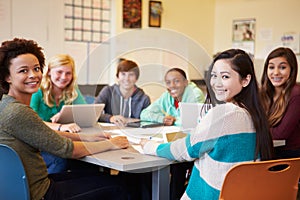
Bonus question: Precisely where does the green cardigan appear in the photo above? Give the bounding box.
[140,82,205,126]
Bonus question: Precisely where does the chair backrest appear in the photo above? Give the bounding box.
[219,157,300,200]
[0,144,30,200]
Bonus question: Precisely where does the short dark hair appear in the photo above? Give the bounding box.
[0,38,45,93]
[116,59,140,79]
[165,68,187,79]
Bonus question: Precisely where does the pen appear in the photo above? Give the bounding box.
[149,134,159,140]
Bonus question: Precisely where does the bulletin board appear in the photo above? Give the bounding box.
[281,32,300,54]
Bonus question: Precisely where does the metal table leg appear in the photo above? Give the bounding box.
[152,165,170,200]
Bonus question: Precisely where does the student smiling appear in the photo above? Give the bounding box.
[140,67,205,199]
[30,54,86,133]
[140,67,205,126]
[95,59,150,126]
[141,49,274,200]
[260,47,300,159]
[0,38,129,200]
[30,54,87,174]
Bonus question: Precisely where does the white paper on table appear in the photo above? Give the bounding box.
[108,126,181,144]
[131,144,144,154]
[122,126,180,142]
[99,122,116,127]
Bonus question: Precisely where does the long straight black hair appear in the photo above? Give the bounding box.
[205,49,274,160]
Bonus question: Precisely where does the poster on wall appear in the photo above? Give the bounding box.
[232,18,256,55]
[149,1,162,27]
[281,32,300,54]
[123,0,142,28]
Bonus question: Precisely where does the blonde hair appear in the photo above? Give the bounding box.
[41,54,78,107]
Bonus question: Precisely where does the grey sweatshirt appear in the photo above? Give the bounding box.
[94,84,151,122]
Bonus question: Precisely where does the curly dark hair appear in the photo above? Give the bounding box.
[165,67,187,80]
[0,38,45,93]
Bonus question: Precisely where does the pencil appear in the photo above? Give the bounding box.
[161,109,169,116]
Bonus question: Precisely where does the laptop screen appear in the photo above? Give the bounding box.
[57,104,105,127]
[180,102,212,131]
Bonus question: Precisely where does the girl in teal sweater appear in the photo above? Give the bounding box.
[142,49,274,199]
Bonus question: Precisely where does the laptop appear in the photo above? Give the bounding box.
[57,104,105,128]
[180,102,212,131]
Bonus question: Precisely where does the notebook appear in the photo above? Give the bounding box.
[57,104,105,128]
[180,102,212,131]
[163,131,187,143]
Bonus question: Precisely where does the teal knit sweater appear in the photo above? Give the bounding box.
[143,103,257,200]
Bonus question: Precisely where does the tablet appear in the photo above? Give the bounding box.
[126,121,164,128]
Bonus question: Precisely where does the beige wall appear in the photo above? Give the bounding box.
[111,0,216,100]
[1,0,300,86]
[113,0,300,84]
[214,0,300,80]
[112,0,216,73]
[160,0,215,55]
[214,0,300,57]
[114,0,215,55]
[114,0,300,59]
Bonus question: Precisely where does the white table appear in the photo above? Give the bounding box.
[80,123,286,199]
[81,123,183,200]
[81,146,173,200]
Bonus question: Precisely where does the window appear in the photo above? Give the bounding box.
[64,0,111,43]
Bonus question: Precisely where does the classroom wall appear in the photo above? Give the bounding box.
[111,0,215,100]
[0,0,111,84]
[0,0,215,89]
[113,0,215,54]
[214,0,300,80]
[1,0,300,96]
[0,0,65,59]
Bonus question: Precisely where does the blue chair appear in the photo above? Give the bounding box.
[84,95,96,104]
[0,144,30,200]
